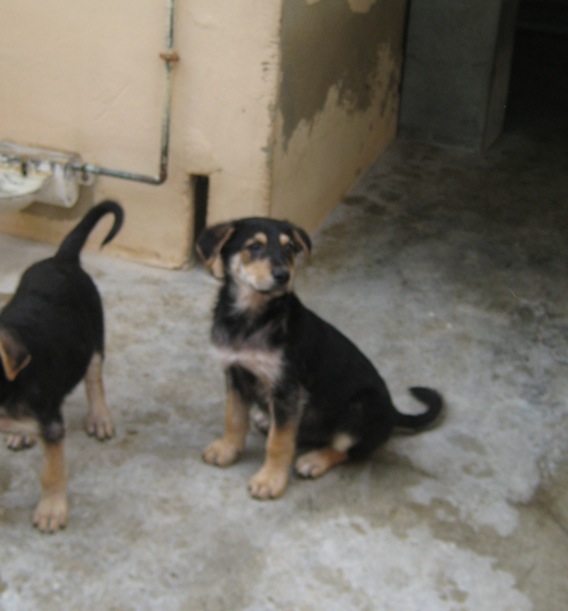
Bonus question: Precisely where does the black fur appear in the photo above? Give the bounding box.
[197,217,443,498]
[0,200,123,531]
[0,200,123,440]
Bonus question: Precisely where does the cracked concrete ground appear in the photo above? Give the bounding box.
[1,28,567,611]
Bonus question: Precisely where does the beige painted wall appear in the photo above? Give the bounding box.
[0,0,406,268]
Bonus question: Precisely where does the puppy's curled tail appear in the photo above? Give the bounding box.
[54,200,124,263]
[393,387,443,432]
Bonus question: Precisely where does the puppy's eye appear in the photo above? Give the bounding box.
[283,242,296,255]
[247,241,264,254]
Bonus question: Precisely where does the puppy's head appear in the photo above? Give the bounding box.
[196,217,311,296]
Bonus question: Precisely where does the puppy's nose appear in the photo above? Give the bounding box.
[272,267,290,285]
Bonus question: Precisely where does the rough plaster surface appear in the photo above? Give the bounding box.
[279,0,404,146]
[271,71,399,230]
[273,0,405,231]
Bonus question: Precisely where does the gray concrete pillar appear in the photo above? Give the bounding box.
[399,0,519,150]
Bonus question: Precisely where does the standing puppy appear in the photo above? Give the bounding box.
[0,200,123,532]
[197,217,443,500]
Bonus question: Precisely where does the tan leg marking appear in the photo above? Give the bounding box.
[33,439,68,533]
[84,352,114,440]
[295,448,349,479]
[203,386,249,467]
[249,420,297,500]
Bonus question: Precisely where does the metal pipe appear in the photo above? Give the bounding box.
[71,0,178,185]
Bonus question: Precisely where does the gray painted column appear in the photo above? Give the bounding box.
[399,0,519,150]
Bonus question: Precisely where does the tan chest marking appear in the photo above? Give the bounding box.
[216,346,284,386]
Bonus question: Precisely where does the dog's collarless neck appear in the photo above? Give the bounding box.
[213,286,290,342]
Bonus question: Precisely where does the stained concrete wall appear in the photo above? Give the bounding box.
[0,0,407,267]
[272,0,407,229]
[399,0,519,150]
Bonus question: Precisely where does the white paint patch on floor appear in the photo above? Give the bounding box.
[248,514,532,611]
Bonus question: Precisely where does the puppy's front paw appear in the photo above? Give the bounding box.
[248,466,288,500]
[5,434,36,451]
[202,438,241,467]
[33,493,68,533]
[85,413,114,440]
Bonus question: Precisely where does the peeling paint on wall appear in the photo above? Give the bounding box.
[306,0,378,11]
[278,0,405,148]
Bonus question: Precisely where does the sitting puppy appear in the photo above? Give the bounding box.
[196,217,443,500]
[0,200,123,532]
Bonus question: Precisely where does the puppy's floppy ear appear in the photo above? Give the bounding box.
[291,225,312,256]
[195,222,235,268]
[0,328,31,382]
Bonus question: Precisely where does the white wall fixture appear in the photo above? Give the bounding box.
[0,142,82,211]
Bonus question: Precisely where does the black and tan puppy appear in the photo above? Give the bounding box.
[196,217,443,500]
[0,200,123,532]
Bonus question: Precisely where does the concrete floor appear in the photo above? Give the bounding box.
[1,29,568,611]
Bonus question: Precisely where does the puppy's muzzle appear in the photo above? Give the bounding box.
[272,267,290,286]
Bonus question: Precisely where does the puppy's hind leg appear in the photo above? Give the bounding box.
[33,438,68,533]
[295,433,352,479]
[84,352,114,440]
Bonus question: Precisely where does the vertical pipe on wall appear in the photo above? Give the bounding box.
[72,0,179,185]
